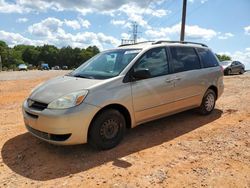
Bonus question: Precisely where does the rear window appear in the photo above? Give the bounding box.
[197,48,219,68]
[170,47,201,73]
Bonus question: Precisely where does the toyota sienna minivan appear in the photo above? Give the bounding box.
[22,41,224,150]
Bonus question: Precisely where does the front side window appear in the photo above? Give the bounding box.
[133,47,169,78]
[70,49,141,79]
[197,48,219,68]
[170,47,201,73]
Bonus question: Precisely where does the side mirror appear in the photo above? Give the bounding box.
[131,69,151,81]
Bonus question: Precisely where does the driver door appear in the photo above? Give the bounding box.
[131,47,176,124]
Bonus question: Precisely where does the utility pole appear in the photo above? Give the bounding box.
[180,0,187,41]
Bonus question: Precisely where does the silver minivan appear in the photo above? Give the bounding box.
[22,41,224,149]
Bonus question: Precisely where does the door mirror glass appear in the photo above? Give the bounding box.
[132,69,151,80]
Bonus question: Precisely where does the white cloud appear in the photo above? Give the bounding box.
[121,33,130,39]
[0,0,169,16]
[145,23,217,41]
[28,17,63,37]
[0,30,43,46]
[244,25,250,35]
[26,18,119,50]
[17,17,28,23]
[79,18,91,29]
[218,32,234,40]
[111,19,126,26]
[0,0,28,13]
[64,19,81,30]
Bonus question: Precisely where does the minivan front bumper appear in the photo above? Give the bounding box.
[22,100,100,145]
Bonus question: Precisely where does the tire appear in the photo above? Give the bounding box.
[227,69,232,75]
[198,89,216,115]
[88,109,126,150]
[239,68,244,74]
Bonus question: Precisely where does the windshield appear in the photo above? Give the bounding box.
[220,61,231,66]
[70,49,141,79]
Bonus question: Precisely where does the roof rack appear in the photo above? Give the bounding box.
[153,40,208,47]
[118,41,154,47]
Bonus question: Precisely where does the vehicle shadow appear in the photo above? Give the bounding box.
[1,109,222,181]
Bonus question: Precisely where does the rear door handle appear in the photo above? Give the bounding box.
[165,79,174,83]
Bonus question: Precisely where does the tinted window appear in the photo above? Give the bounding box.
[197,48,219,68]
[134,47,169,78]
[170,47,201,73]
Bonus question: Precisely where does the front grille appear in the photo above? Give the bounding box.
[25,111,38,119]
[28,99,48,111]
[26,125,71,141]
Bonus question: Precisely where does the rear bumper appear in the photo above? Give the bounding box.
[22,100,100,145]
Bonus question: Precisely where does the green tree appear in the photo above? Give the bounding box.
[216,54,231,62]
[0,40,9,68]
[0,40,100,70]
[38,45,59,67]
[22,46,40,66]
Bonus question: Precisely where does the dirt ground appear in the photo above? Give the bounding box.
[0,70,249,188]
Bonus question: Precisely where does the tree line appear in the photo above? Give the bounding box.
[0,40,232,70]
[0,40,100,70]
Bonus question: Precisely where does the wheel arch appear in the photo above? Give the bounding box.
[207,85,218,100]
[87,103,132,141]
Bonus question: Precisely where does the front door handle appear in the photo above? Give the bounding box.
[165,77,182,83]
[174,77,182,81]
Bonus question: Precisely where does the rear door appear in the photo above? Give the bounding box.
[131,47,176,123]
[168,46,205,109]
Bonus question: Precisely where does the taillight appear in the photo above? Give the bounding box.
[220,65,224,73]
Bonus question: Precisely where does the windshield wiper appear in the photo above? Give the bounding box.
[73,74,91,79]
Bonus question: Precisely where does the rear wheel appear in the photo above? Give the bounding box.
[88,109,125,150]
[198,89,216,115]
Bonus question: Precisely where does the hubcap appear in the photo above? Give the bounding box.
[100,119,119,140]
[205,93,215,112]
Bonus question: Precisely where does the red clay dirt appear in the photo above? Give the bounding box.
[0,71,249,187]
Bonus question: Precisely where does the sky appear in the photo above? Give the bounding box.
[0,0,250,68]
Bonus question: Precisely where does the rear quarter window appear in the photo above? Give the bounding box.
[197,48,219,68]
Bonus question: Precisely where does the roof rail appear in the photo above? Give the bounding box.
[118,41,154,47]
[153,40,208,47]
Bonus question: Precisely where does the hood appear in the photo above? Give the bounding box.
[29,76,105,104]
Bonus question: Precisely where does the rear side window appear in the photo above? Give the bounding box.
[197,48,219,68]
[170,47,201,73]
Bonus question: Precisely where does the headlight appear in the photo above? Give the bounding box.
[47,90,88,109]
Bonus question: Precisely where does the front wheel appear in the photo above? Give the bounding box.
[88,109,125,150]
[239,68,244,74]
[226,69,232,75]
[198,89,216,115]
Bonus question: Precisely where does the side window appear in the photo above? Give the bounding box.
[134,47,169,78]
[197,48,219,68]
[231,61,236,66]
[170,47,201,73]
